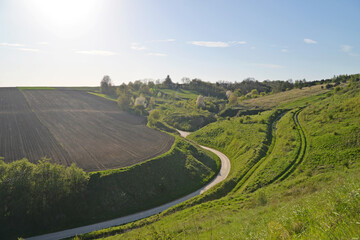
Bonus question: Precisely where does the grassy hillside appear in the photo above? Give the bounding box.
[81,80,360,239]
[2,136,219,239]
[83,137,220,224]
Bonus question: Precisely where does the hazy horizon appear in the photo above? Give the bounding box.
[0,0,359,87]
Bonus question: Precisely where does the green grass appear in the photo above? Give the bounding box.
[17,87,56,90]
[159,89,199,99]
[8,136,220,239]
[239,84,328,109]
[78,136,220,225]
[88,92,117,101]
[79,81,360,240]
[153,99,217,131]
[102,169,360,240]
[244,109,302,192]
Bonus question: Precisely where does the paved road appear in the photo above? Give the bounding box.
[27,131,231,240]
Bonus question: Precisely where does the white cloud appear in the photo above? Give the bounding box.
[188,41,246,48]
[281,48,288,53]
[251,63,283,69]
[147,52,167,57]
[231,41,247,45]
[304,38,317,44]
[38,41,49,45]
[341,45,353,53]
[131,42,147,50]
[17,48,40,52]
[0,42,24,47]
[341,45,358,56]
[189,41,230,47]
[75,50,116,56]
[157,39,176,42]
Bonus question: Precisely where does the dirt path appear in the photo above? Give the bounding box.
[26,131,231,240]
[232,112,287,193]
[275,107,307,182]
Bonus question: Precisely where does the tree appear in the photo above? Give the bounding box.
[228,94,238,105]
[163,75,173,88]
[148,97,156,109]
[226,90,232,99]
[250,89,259,96]
[181,77,191,84]
[148,109,161,125]
[117,94,131,110]
[100,75,115,95]
[116,83,127,96]
[196,95,205,109]
[134,96,146,107]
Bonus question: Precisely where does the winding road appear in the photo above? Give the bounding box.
[27,130,231,240]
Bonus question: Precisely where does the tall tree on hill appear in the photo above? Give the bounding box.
[196,95,205,109]
[163,75,173,88]
[100,75,115,95]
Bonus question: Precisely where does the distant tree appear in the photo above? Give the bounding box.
[148,97,156,109]
[250,89,259,96]
[134,96,146,107]
[228,94,238,105]
[140,85,150,95]
[148,81,155,89]
[181,77,191,84]
[163,75,173,88]
[116,83,127,96]
[226,90,232,99]
[196,95,205,109]
[326,83,333,89]
[117,94,131,110]
[133,105,147,116]
[100,75,115,95]
[148,109,161,125]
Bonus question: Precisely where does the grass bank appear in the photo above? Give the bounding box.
[2,136,219,239]
[80,80,360,239]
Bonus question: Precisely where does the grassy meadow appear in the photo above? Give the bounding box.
[79,78,360,239]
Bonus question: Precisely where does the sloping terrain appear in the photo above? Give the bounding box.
[0,88,173,171]
[20,90,174,171]
[0,88,70,165]
[82,81,360,239]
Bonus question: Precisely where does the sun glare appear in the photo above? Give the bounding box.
[28,0,101,38]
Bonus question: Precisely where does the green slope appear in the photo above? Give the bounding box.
[79,80,360,240]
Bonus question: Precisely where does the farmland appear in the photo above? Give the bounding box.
[0,88,70,165]
[0,88,174,171]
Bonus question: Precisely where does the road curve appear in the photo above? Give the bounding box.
[26,131,231,240]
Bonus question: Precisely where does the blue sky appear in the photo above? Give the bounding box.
[0,0,359,86]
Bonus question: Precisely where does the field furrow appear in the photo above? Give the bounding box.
[0,88,70,164]
[21,90,174,171]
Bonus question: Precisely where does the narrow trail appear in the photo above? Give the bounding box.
[274,107,307,182]
[233,112,286,193]
[26,131,231,240]
[235,107,307,193]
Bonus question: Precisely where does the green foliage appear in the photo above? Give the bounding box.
[0,159,88,238]
[2,137,219,238]
[100,75,115,96]
[117,94,131,110]
[228,93,238,105]
[83,137,220,228]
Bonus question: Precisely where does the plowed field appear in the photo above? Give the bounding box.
[0,88,174,171]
